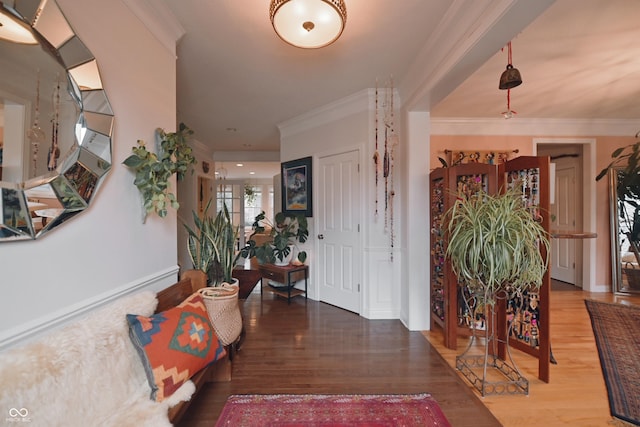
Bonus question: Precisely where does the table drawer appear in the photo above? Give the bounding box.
[261,268,285,283]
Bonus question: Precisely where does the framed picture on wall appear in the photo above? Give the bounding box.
[281,156,312,217]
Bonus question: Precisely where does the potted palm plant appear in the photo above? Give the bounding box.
[245,211,309,265]
[444,186,550,396]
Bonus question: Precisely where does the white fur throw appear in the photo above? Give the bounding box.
[0,291,195,427]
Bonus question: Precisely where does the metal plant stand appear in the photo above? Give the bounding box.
[455,289,529,396]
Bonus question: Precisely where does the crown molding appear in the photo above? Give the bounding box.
[213,151,280,162]
[121,0,185,57]
[278,89,372,139]
[431,117,640,137]
[189,138,213,158]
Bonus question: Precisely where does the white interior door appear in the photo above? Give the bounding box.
[551,157,579,284]
[317,150,361,313]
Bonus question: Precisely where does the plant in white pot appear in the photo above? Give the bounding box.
[244,211,309,266]
[444,186,550,396]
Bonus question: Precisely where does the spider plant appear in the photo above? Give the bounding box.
[444,186,550,306]
[444,185,550,396]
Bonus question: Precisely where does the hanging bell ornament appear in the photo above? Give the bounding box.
[499,64,522,90]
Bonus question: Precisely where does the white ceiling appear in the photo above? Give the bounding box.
[161,0,640,179]
[433,0,640,120]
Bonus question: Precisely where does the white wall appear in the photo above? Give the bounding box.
[176,139,215,273]
[0,0,181,350]
[401,111,431,330]
[279,89,403,319]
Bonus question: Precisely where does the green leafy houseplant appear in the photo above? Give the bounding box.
[245,211,309,265]
[445,187,550,305]
[596,139,640,265]
[123,123,196,220]
[184,201,240,286]
[244,184,257,204]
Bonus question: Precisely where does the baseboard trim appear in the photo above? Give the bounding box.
[0,266,179,351]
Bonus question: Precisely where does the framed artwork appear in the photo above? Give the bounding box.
[281,156,312,217]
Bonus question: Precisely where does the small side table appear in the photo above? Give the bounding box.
[259,263,308,304]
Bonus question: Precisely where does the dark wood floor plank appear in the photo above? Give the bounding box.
[178,290,501,427]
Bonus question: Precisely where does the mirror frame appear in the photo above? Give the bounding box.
[609,168,640,294]
[0,0,113,242]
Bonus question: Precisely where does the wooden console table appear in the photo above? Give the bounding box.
[259,263,308,304]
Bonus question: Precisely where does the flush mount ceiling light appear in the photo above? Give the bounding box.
[0,7,38,44]
[270,0,347,49]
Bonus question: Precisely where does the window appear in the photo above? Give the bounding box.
[216,181,273,246]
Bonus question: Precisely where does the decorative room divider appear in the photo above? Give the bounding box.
[429,156,551,382]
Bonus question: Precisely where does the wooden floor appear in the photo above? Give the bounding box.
[178,283,640,427]
[178,288,501,427]
[424,282,640,427]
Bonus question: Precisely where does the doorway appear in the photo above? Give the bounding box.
[536,138,596,290]
[317,149,362,313]
[545,147,582,286]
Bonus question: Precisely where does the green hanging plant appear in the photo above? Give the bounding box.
[244,184,257,204]
[123,123,196,220]
[444,187,550,305]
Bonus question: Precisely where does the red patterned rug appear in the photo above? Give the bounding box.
[215,393,451,427]
[585,300,640,426]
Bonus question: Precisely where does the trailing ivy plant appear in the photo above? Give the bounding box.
[123,123,196,220]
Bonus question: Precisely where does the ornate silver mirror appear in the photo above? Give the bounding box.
[609,168,640,294]
[0,0,113,241]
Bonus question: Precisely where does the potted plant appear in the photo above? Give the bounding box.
[596,139,640,286]
[244,211,309,266]
[444,186,550,396]
[184,200,240,286]
[123,123,196,221]
[184,201,243,345]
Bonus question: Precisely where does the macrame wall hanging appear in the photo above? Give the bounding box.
[373,77,399,260]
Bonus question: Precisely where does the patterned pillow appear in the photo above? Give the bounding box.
[127,292,226,401]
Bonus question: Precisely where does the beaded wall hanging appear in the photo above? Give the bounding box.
[373,78,398,260]
[47,77,62,171]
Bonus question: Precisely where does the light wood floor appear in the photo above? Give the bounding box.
[424,282,640,427]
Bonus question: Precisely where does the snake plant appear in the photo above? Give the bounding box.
[184,201,239,285]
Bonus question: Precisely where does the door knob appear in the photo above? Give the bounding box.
[318,234,324,239]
